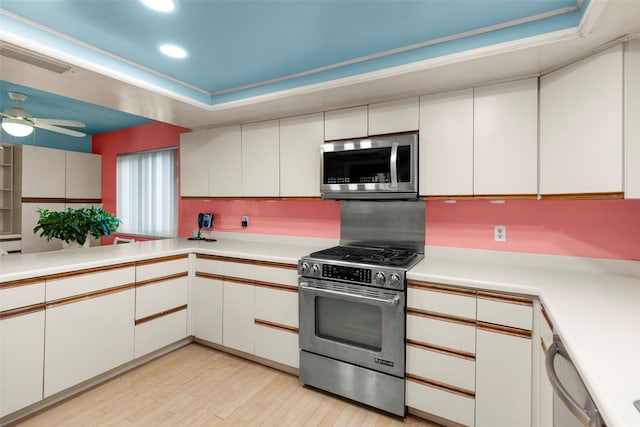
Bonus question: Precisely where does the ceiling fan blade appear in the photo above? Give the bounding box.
[34,122,86,137]
[33,118,86,128]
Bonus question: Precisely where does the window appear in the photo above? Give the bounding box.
[116,148,178,237]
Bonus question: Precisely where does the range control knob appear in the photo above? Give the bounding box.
[300,262,310,275]
[312,264,321,277]
[374,272,386,286]
[389,273,402,288]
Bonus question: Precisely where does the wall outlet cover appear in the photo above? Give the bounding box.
[494,225,506,242]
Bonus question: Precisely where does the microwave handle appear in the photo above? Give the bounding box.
[390,142,398,189]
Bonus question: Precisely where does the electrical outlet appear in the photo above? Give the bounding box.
[241,215,249,227]
[494,225,506,242]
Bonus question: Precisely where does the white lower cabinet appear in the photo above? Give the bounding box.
[196,255,299,368]
[193,275,223,344]
[44,289,135,397]
[0,310,45,417]
[406,380,476,427]
[253,285,299,368]
[475,292,533,427]
[134,256,189,358]
[406,282,477,426]
[475,328,532,427]
[222,281,255,354]
[134,277,188,358]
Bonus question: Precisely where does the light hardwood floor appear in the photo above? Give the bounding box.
[16,344,440,426]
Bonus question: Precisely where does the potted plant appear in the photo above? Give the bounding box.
[34,206,121,248]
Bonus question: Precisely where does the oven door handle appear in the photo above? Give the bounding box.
[300,282,401,305]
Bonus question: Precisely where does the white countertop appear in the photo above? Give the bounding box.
[410,246,640,427]
[1,235,639,426]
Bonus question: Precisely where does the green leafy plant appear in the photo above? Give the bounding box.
[34,207,121,246]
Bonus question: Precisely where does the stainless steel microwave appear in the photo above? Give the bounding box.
[320,133,418,199]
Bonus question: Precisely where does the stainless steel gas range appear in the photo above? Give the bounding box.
[298,200,425,417]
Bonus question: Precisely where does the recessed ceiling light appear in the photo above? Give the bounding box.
[140,0,177,13]
[159,44,188,59]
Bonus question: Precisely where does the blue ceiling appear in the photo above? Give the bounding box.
[1,0,588,106]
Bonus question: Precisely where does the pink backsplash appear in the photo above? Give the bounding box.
[94,123,640,261]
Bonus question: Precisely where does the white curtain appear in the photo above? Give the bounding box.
[117,148,178,237]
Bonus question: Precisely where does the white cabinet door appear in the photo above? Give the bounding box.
[368,98,419,135]
[279,113,323,197]
[626,39,640,198]
[324,106,368,141]
[44,289,135,397]
[419,89,473,196]
[475,328,532,427]
[65,151,101,199]
[180,129,209,197]
[0,311,45,417]
[209,125,242,197]
[21,201,65,254]
[222,282,254,354]
[21,146,66,198]
[540,44,623,195]
[241,120,280,197]
[193,276,223,344]
[474,78,538,195]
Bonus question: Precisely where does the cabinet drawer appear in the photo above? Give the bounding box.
[134,309,187,358]
[223,261,255,280]
[407,313,476,354]
[136,276,188,320]
[46,265,135,301]
[254,324,299,368]
[407,282,476,320]
[136,256,188,282]
[406,379,475,427]
[477,292,533,330]
[195,257,225,275]
[254,286,298,327]
[0,280,45,312]
[255,264,298,287]
[406,345,475,392]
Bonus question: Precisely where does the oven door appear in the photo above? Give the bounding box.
[299,278,405,378]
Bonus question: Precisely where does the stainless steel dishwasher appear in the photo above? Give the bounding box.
[546,334,605,427]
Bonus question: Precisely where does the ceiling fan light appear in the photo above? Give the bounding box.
[2,118,34,137]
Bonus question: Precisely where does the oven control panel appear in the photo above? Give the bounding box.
[298,259,405,290]
[323,264,371,283]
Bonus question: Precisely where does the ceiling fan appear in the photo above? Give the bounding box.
[1,92,86,138]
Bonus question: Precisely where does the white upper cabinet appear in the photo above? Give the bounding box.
[209,125,242,197]
[279,113,323,197]
[21,146,66,198]
[179,129,209,197]
[474,78,538,195]
[324,106,368,141]
[65,151,102,199]
[22,146,101,200]
[419,89,474,196]
[540,44,623,195]
[626,39,640,198]
[241,120,280,197]
[368,98,419,135]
